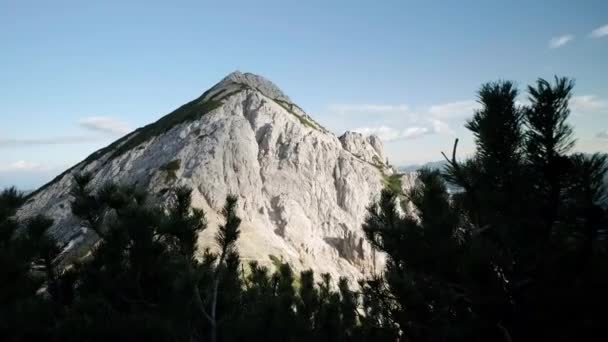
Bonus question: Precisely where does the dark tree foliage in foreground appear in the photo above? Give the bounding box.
[362,76,608,341]
[1,76,606,342]
[0,187,69,340]
[1,181,362,342]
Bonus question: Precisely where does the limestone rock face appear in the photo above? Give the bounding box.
[399,172,419,217]
[339,131,386,167]
[18,72,395,282]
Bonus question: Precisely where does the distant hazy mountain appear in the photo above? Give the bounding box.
[401,156,608,199]
[398,160,449,173]
[397,160,466,193]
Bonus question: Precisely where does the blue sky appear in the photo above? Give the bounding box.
[1,0,607,188]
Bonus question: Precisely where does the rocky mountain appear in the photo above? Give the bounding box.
[18,71,398,282]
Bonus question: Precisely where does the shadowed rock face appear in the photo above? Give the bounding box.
[19,72,398,283]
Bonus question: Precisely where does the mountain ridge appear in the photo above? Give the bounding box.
[28,71,327,198]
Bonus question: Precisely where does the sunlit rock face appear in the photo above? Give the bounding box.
[19,71,403,282]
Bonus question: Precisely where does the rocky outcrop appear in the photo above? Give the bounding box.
[18,72,393,282]
[399,172,419,217]
[339,131,386,168]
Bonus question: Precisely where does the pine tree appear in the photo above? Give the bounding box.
[363,169,475,340]
[442,76,608,340]
[237,261,275,340]
[296,269,319,338]
[313,273,341,341]
[194,195,242,342]
[337,277,358,340]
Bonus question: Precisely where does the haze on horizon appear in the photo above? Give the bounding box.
[1,0,607,189]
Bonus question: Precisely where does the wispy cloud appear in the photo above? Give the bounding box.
[0,136,105,148]
[549,34,574,48]
[328,99,480,119]
[0,160,47,172]
[428,118,454,135]
[331,98,472,142]
[596,130,608,140]
[352,126,427,141]
[571,95,608,113]
[79,116,131,135]
[0,160,68,189]
[1,116,131,148]
[353,118,452,142]
[327,104,410,115]
[428,100,479,118]
[590,24,608,38]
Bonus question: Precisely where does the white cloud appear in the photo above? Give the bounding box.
[429,118,454,135]
[334,99,472,142]
[570,95,608,113]
[549,34,574,48]
[596,130,608,140]
[353,118,451,142]
[328,99,480,120]
[0,160,45,172]
[428,100,479,119]
[0,116,129,148]
[353,126,429,141]
[327,104,410,115]
[0,135,104,148]
[0,160,68,189]
[590,24,608,38]
[79,116,131,135]
[352,126,403,141]
[401,126,430,139]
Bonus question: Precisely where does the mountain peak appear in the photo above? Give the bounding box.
[21,70,391,284]
[212,71,292,103]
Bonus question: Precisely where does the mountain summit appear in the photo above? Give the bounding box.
[20,72,395,281]
[215,71,293,102]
